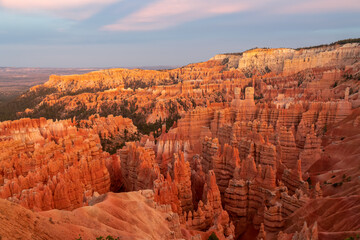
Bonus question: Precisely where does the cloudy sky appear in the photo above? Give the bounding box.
[0,0,359,68]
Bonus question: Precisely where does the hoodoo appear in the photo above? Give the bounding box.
[0,40,360,239]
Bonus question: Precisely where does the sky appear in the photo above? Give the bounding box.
[0,0,359,68]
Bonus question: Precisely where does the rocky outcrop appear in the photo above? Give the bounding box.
[79,114,136,139]
[153,173,182,215]
[298,126,322,173]
[277,221,318,240]
[231,87,256,122]
[105,154,122,192]
[292,221,318,240]
[213,144,240,194]
[186,170,235,239]
[172,151,193,213]
[280,189,309,219]
[176,107,219,153]
[264,205,285,233]
[202,137,221,172]
[0,190,185,240]
[278,127,299,170]
[155,133,192,174]
[223,154,260,235]
[253,136,277,168]
[190,155,206,209]
[212,43,360,75]
[281,160,309,195]
[118,142,160,191]
[1,40,360,240]
[257,223,267,240]
[0,118,110,211]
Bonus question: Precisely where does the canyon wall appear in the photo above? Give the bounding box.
[0,41,359,240]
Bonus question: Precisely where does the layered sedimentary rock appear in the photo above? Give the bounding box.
[153,173,182,215]
[172,151,193,213]
[153,162,235,238]
[78,114,138,153]
[231,87,256,122]
[255,139,277,168]
[257,223,267,240]
[79,114,137,139]
[0,118,110,211]
[278,127,299,170]
[281,160,309,195]
[212,43,360,75]
[277,222,319,240]
[0,190,184,240]
[186,170,235,239]
[202,137,221,172]
[6,42,357,131]
[118,142,160,191]
[1,41,360,240]
[176,107,220,153]
[155,131,193,174]
[153,151,194,214]
[43,60,244,93]
[105,154,122,192]
[213,144,240,194]
[190,154,206,209]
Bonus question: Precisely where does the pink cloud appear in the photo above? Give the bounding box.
[102,0,254,31]
[102,0,360,31]
[281,0,360,13]
[0,0,120,20]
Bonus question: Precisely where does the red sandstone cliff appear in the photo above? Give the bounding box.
[0,118,111,211]
[0,41,359,240]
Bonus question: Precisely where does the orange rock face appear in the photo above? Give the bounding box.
[0,118,111,211]
[79,114,137,139]
[153,173,182,215]
[0,41,360,239]
[0,190,184,240]
[118,142,160,191]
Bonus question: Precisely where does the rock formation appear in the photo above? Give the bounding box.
[118,142,160,191]
[172,151,193,213]
[1,40,360,239]
[0,190,184,240]
[0,118,111,211]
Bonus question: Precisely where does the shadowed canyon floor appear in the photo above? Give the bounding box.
[0,40,360,240]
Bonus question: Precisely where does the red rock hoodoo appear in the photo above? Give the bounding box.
[1,41,360,240]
